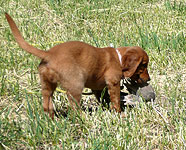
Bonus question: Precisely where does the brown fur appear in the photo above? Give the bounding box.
[5,13,150,119]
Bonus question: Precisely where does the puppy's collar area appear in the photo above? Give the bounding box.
[115,48,122,65]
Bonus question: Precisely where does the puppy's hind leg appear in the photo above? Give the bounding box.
[39,64,57,119]
[66,88,82,111]
[59,64,85,113]
[62,77,84,112]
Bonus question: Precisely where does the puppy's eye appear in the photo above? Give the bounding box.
[143,64,147,68]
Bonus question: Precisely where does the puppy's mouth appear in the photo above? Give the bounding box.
[137,76,151,85]
[130,75,150,85]
[124,74,150,86]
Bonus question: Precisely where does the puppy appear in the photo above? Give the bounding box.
[5,13,150,119]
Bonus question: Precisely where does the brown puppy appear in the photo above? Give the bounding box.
[5,13,150,119]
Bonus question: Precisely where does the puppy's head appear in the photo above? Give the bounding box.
[120,46,150,84]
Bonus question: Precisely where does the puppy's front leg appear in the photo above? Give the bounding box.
[107,81,121,113]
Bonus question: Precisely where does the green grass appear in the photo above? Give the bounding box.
[0,0,186,149]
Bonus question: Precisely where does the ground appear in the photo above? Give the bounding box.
[0,0,186,149]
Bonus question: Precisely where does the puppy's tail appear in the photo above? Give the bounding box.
[5,13,48,59]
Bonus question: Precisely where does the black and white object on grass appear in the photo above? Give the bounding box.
[120,79,155,106]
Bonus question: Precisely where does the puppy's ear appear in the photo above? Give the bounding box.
[122,50,142,78]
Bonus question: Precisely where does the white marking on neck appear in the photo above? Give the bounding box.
[115,48,122,65]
